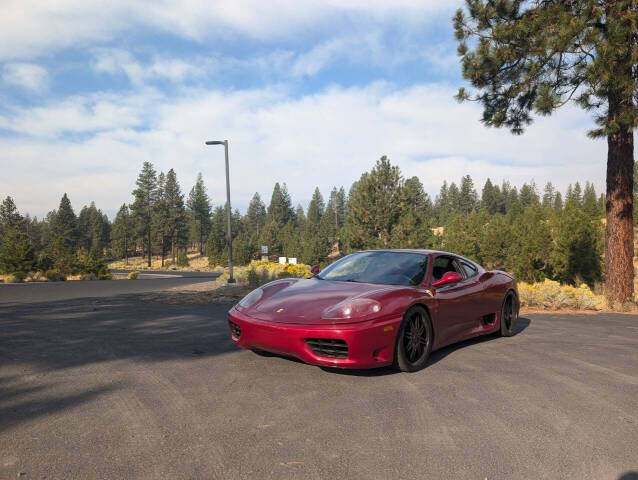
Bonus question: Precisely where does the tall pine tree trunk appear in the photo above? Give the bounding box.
[605,127,634,303]
[199,217,204,255]
[147,228,152,268]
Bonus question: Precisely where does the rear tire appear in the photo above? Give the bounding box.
[394,305,433,372]
[500,291,518,337]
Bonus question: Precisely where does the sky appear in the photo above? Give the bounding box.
[0,0,609,219]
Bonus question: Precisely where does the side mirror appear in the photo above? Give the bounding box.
[310,265,320,276]
[432,271,462,287]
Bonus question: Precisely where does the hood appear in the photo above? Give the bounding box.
[245,278,398,324]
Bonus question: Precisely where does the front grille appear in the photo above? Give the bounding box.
[229,321,241,339]
[305,338,348,358]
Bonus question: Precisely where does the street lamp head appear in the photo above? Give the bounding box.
[205,140,225,145]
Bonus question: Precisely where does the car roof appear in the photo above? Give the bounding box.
[359,248,450,256]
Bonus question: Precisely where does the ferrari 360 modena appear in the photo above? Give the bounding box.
[227,249,519,372]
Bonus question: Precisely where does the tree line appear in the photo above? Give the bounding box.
[0,156,620,289]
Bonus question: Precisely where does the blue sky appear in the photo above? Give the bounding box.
[0,1,606,218]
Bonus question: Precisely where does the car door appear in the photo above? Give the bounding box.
[430,255,473,347]
[453,257,490,332]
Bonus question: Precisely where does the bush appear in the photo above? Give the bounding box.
[45,269,66,282]
[98,272,113,280]
[247,267,260,287]
[81,273,98,281]
[127,271,139,280]
[5,272,27,283]
[37,252,54,272]
[518,279,602,310]
[177,250,189,267]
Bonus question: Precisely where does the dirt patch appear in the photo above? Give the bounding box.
[140,282,253,305]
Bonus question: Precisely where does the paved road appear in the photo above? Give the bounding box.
[0,273,219,304]
[110,269,220,278]
[0,285,636,479]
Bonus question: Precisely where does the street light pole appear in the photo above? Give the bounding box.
[205,139,235,284]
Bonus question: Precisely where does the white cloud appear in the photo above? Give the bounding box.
[92,49,206,86]
[0,1,458,60]
[2,62,48,92]
[0,81,607,218]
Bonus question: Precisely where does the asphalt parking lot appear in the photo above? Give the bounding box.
[1,280,637,479]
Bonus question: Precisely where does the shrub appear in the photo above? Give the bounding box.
[177,250,189,267]
[5,272,27,283]
[81,273,98,281]
[98,272,113,280]
[127,271,139,280]
[45,269,66,282]
[247,267,260,287]
[518,279,602,310]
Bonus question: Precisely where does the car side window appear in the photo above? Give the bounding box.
[431,256,459,281]
[460,261,478,279]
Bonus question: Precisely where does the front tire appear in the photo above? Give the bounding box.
[500,291,518,337]
[394,305,433,372]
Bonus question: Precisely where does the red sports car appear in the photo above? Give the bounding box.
[227,249,519,372]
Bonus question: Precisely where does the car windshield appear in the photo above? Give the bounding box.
[317,251,429,286]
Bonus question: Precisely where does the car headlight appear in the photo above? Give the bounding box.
[321,298,381,320]
[237,288,263,309]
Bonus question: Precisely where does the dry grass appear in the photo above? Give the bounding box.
[107,252,219,272]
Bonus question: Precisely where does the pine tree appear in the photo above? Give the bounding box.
[48,193,78,273]
[302,188,329,264]
[187,172,212,255]
[131,162,159,267]
[481,178,499,214]
[245,193,266,237]
[554,191,564,212]
[391,176,433,249]
[77,202,109,253]
[0,229,35,275]
[447,182,461,215]
[519,182,540,207]
[153,172,171,267]
[163,169,188,263]
[508,206,553,282]
[110,204,133,263]
[206,206,227,266]
[327,187,347,230]
[52,193,78,250]
[542,182,556,210]
[262,182,295,257]
[582,182,600,220]
[459,175,478,214]
[0,196,23,237]
[454,0,637,302]
[342,156,402,250]
[434,181,450,220]
[551,197,603,287]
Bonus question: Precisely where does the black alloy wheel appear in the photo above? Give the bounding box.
[395,305,432,372]
[500,291,518,337]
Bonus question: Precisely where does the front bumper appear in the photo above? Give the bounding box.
[227,307,402,369]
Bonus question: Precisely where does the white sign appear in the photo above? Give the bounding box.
[278,257,287,265]
[288,257,297,265]
[261,245,268,255]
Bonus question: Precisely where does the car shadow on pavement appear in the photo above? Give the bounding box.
[320,316,532,377]
[0,294,237,432]
[426,316,531,368]
[618,473,638,480]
